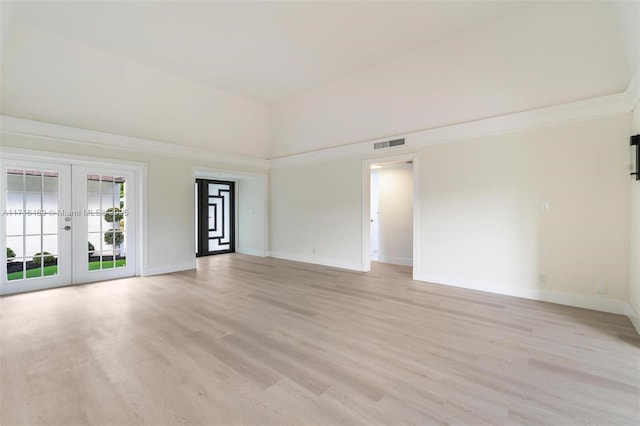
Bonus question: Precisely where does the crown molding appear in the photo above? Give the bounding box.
[0,116,270,170]
[270,91,633,168]
[1,89,634,171]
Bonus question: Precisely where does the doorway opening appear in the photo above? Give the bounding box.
[193,168,268,263]
[362,154,419,279]
[196,179,235,256]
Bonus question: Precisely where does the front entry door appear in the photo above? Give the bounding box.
[196,179,235,256]
[2,160,137,295]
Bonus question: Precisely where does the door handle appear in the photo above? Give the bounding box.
[61,225,71,231]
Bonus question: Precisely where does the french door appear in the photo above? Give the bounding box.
[1,160,137,295]
[196,179,235,256]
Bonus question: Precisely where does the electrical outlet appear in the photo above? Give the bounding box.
[595,282,606,294]
[539,274,547,284]
[312,247,316,254]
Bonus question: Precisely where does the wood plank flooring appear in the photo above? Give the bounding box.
[1,254,639,425]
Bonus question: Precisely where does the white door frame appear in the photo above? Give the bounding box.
[1,148,147,292]
[361,153,420,279]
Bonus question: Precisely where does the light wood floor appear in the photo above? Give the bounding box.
[1,254,639,425]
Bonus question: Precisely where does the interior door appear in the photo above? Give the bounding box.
[196,179,235,256]
[73,166,137,283]
[2,161,72,294]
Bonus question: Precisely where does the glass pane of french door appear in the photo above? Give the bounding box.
[2,161,72,295]
[86,174,127,271]
[73,166,136,284]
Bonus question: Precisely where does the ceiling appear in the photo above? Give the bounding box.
[4,1,536,105]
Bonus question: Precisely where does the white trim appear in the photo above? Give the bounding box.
[193,166,267,180]
[3,90,633,171]
[411,153,420,281]
[361,159,371,272]
[237,248,268,257]
[143,260,196,277]
[1,116,269,170]
[0,146,147,170]
[627,303,640,335]
[270,92,632,168]
[377,256,413,267]
[418,273,628,315]
[270,251,364,272]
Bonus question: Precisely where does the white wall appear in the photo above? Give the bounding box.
[0,132,268,276]
[270,114,631,313]
[418,115,630,308]
[1,23,270,158]
[630,100,640,328]
[377,163,413,266]
[269,2,630,158]
[0,0,15,63]
[238,177,268,257]
[270,157,362,270]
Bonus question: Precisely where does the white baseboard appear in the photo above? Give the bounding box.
[377,255,413,267]
[236,247,268,257]
[143,260,196,277]
[270,251,364,271]
[418,273,628,315]
[626,303,640,334]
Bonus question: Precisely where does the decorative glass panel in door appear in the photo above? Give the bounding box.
[2,162,72,295]
[196,179,235,256]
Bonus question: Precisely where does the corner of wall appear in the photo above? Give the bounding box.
[627,303,640,334]
[269,251,365,272]
[143,260,197,277]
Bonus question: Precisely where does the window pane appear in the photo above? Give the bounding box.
[43,235,57,256]
[87,176,100,193]
[25,235,41,259]
[43,265,58,276]
[7,172,23,191]
[43,214,57,235]
[42,192,57,212]
[102,194,116,213]
[43,175,58,192]
[6,192,23,235]
[88,232,102,252]
[24,174,42,192]
[6,236,23,258]
[100,177,114,194]
[25,217,41,237]
[7,260,25,281]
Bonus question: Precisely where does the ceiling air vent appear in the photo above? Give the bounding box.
[373,138,405,150]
